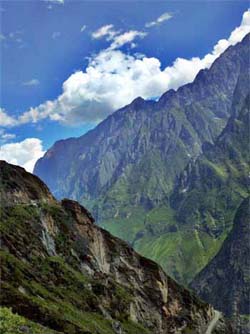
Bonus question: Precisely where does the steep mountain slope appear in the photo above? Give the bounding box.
[134,92,250,284]
[171,64,250,233]
[190,197,250,333]
[0,160,230,334]
[35,35,249,211]
[34,34,250,285]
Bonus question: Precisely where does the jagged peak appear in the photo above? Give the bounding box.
[129,96,148,109]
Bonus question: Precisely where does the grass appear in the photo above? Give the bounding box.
[134,228,228,285]
[0,307,62,334]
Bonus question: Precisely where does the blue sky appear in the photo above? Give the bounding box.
[0,0,249,171]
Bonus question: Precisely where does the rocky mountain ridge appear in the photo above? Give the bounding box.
[34,34,249,209]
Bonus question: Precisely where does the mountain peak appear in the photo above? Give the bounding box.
[130,96,147,109]
[0,160,54,205]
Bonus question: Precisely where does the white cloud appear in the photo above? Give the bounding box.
[80,25,87,32]
[0,138,45,172]
[22,79,40,86]
[109,30,147,50]
[1,10,250,127]
[0,108,17,127]
[1,133,16,140]
[92,24,146,50]
[52,31,61,39]
[0,130,16,141]
[145,12,173,28]
[45,0,64,4]
[92,24,118,40]
[0,33,6,41]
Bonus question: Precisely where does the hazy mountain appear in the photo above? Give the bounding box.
[190,197,250,334]
[0,160,231,334]
[34,34,250,285]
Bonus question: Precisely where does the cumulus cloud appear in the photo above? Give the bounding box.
[22,79,40,86]
[1,10,250,127]
[145,12,173,28]
[0,138,45,172]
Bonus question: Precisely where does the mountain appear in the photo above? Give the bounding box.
[134,89,250,284]
[34,34,250,285]
[171,90,249,235]
[190,197,250,334]
[0,160,232,334]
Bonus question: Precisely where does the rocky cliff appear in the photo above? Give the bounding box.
[190,197,250,333]
[0,160,230,334]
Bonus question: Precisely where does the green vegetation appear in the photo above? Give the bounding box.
[0,247,144,334]
[0,200,149,334]
[134,227,227,284]
[0,307,62,334]
[101,206,147,242]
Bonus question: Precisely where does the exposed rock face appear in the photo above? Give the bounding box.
[34,34,250,285]
[190,197,250,333]
[0,161,230,333]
